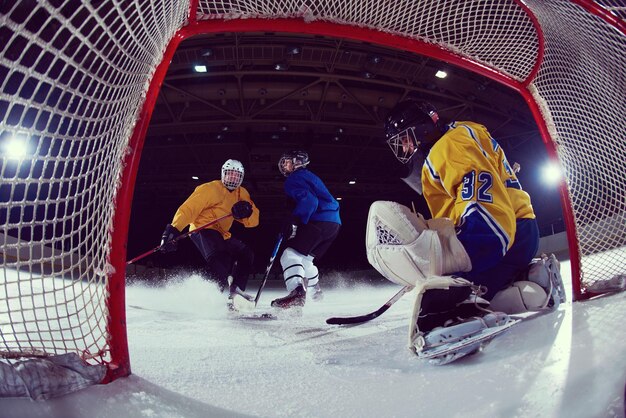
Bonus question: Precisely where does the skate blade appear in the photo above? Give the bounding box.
[231,312,277,320]
[418,319,519,364]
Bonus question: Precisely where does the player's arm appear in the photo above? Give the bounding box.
[171,184,214,231]
[285,176,318,224]
[234,188,260,227]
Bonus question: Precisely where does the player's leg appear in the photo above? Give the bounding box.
[190,229,232,291]
[224,237,254,292]
[303,222,341,301]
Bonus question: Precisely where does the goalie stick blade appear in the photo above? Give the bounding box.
[417,319,519,365]
[326,306,388,325]
[326,285,413,325]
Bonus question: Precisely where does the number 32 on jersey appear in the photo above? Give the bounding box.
[461,171,493,203]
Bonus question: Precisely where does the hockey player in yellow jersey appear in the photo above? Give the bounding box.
[365,97,560,363]
[160,159,260,307]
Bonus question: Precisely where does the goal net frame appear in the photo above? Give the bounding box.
[1,0,624,384]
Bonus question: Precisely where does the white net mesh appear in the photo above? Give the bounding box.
[1,0,624,379]
[1,0,189,366]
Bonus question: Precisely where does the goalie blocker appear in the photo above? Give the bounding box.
[365,201,564,363]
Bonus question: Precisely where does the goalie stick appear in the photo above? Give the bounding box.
[126,214,233,265]
[326,285,413,325]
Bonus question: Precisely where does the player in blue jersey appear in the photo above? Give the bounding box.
[271,151,341,309]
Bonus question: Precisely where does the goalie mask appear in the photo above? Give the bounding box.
[278,150,310,177]
[221,159,244,190]
[384,99,443,164]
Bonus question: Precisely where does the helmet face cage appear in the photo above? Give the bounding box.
[278,151,309,177]
[386,126,421,164]
[221,159,244,190]
[384,100,441,164]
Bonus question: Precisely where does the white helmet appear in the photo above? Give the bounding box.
[221,159,244,190]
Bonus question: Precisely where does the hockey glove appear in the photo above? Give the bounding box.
[160,224,182,253]
[281,218,299,240]
[231,201,253,220]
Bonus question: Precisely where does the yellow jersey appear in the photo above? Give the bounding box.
[422,121,534,256]
[171,180,259,240]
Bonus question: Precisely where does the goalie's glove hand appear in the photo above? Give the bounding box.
[281,216,299,240]
[231,200,253,220]
[160,224,181,253]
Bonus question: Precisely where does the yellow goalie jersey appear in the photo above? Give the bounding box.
[171,180,259,240]
[421,121,534,262]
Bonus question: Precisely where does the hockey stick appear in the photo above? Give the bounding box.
[126,214,233,265]
[326,285,413,325]
[231,233,284,311]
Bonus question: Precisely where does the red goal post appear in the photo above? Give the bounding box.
[1,0,624,384]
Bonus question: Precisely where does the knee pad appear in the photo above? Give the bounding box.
[280,247,306,291]
[490,281,548,314]
[301,255,319,287]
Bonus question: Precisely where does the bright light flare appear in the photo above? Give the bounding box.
[4,135,29,159]
[435,70,447,79]
[193,65,207,73]
[542,162,563,186]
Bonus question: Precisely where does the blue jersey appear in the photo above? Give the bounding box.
[285,169,341,225]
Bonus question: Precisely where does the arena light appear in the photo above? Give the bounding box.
[336,197,342,201]
[435,70,448,79]
[542,161,563,186]
[193,64,207,73]
[348,180,356,185]
[4,134,29,159]
[192,176,199,180]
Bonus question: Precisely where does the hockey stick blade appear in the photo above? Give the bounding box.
[326,285,413,325]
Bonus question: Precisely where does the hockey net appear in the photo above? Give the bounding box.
[1,0,624,385]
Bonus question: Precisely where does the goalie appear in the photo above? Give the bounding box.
[369,97,564,363]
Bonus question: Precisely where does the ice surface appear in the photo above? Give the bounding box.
[2,264,625,418]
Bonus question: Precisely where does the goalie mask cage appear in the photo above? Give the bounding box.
[0,0,624,383]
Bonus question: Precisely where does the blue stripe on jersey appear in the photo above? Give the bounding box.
[491,137,500,152]
[460,202,510,256]
[424,157,441,182]
[505,178,522,190]
[460,124,488,158]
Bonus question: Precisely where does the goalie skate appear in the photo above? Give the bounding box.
[416,312,519,365]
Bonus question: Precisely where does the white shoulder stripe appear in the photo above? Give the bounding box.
[459,124,488,158]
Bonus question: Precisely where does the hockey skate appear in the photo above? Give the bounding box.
[271,284,306,309]
[408,276,518,365]
[416,312,518,365]
[308,283,324,301]
[227,282,255,312]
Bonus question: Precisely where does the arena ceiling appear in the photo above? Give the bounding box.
[129,31,560,268]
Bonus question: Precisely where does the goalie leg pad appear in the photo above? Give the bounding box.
[408,275,476,352]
